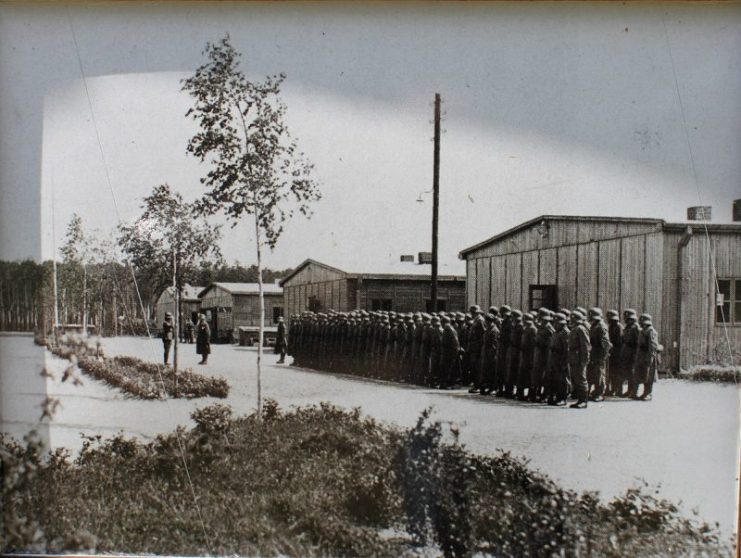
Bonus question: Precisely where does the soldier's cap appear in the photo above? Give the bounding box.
[165,312,173,317]
[432,316,441,324]
[414,312,422,319]
[559,308,571,317]
[511,309,523,318]
[639,313,652,323]
[554,313,567,324]
[441,316,451,324]
[541,313,553,321]
[488,306,500,316]
[499,305,512,314]
[277,316,284,322]
[457,312,466,319]
[571,310,585,321]
[485,313,495,322]
[606,309,619,318]
[423,313,432,321]
[469,304,482,314]
[575,306,587,316]
[623,308,637,316]
[523,313,534,322]
[537,307,551,316]
[406,316,414,323]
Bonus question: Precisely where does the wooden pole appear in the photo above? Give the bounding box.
[255,213,264,420]
[431,93,441,311]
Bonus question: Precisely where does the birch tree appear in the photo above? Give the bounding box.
[182,35,320,416]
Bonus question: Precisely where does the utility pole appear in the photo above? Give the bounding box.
[431,93,441,311]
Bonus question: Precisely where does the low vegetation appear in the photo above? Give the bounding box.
[1,402,731,557]
[682,365,740,384]
[43,333,228,399]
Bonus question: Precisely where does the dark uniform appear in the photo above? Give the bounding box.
[507,310,524,398]
[496,306,512,395]
[518,314,537,401]
[196,314,211,365]
[606,310,624,396]
[532,310,555,402]
[622,311,640,398]
[568,311,590,408]
[440,317,460,388]
[275,317,288,363]
[466,306,486,391]
[479,313,500,394]
[546,313,570,405]
[587,309,611,401]
[635,314,659,400]
[161,313,174,365]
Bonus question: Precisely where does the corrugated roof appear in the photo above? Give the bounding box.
[198,282,283,298]
[458,214,741,258]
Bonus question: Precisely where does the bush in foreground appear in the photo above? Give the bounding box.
[1,403,732,557]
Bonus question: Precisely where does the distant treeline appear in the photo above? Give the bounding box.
[0,260,291,335]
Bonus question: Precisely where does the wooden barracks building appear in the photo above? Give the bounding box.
[280,256,466,316]
[459,206,741,372]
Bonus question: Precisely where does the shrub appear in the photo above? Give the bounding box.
[1,405,733,557]
[682,366,740,384]
[45,336,228,399]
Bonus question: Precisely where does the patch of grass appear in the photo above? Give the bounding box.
[45,333,228,399]
[1,403,733,557]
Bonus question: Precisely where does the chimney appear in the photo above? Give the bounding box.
[418,252,433,264]
[687,206,712,221]
[733,199,741,222]
[400,255,414,263]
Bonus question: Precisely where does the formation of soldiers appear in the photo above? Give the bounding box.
[287,304,661,408]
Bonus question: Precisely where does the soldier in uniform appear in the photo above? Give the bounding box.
[275,316,288,364]
[568,310,591,408]
[622,309,640,398]
[479,312,500,395]
[456,312,470,384]
[635,314,659,401]
[429,316,444,387]
[518,313,537,401]
[161,312,174,365]
[532,308,554,402]
[411,313,424,384]
[546,312,570,405]
[466,305,486,393]
[419,314,434,385]
[439,316,461,389]
[605,310,624,396]
[507,309,524,398]
[195,313,211,365]
[587,308,611,402]
[496,305,512,396]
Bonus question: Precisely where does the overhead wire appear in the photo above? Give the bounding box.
[65,8,213,550]
[662,15,736,378]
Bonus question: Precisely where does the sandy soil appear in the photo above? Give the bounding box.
[1,333,738,537]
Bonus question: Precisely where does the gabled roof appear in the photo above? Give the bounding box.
[158,284,204,302]
[198,282,283,298]
[458,215,664,258]
[279,257,465,286]
[457,213,741,258]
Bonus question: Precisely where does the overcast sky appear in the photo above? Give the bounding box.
[1,2,740,272]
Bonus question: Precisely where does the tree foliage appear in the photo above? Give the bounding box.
[181,34,320,245]
[118,183,224,300]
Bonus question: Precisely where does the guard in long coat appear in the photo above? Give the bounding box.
[605,310,624,396]
[196,314,211,365]
[275,316,288,363]
[546,313,571,405]
[635,314,660,401]
[587,308,612,402]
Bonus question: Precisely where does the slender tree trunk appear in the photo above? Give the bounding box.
[173,248,179,395]
[82,265,88,336]
[255,213,264,420]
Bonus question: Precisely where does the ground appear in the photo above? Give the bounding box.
[0,333,738,537]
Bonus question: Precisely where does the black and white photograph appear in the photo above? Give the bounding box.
[0,2,739,556]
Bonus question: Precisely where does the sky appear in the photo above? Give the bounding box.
[1,2,740,273]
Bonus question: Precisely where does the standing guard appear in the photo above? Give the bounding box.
[568,310,591,408]
[587,308,611,402]
[546,312,571,405]
[605,310,624,396]
[635,314,660,401]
